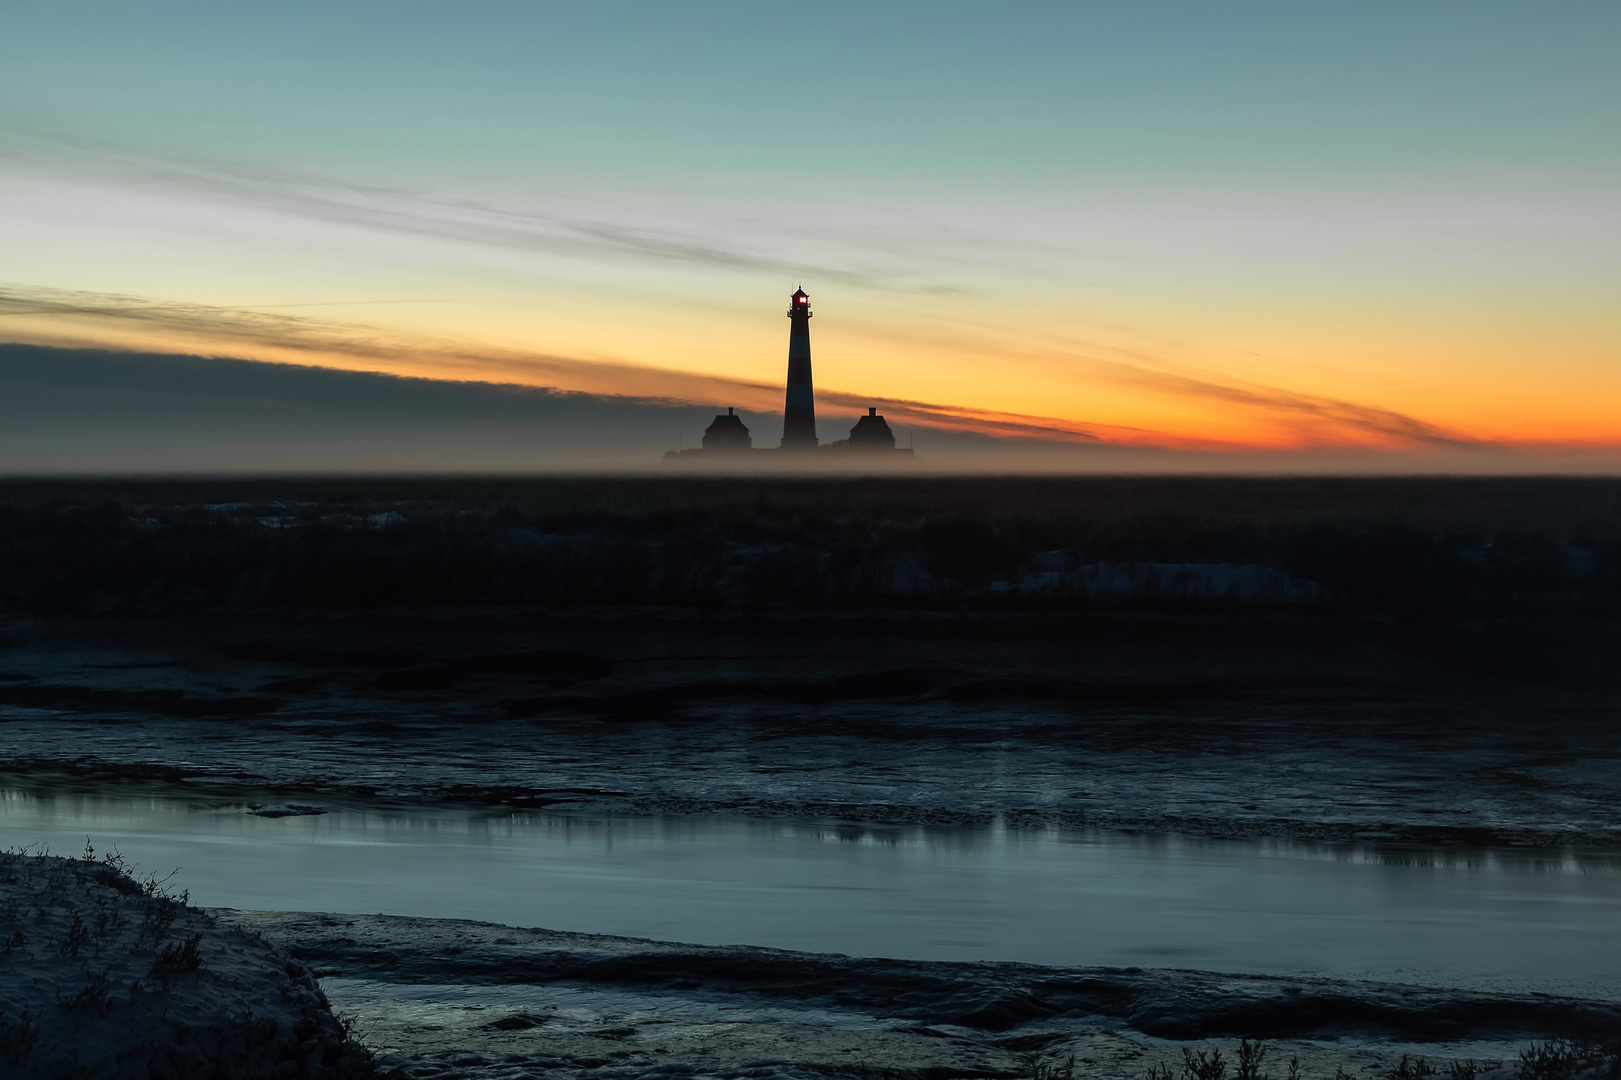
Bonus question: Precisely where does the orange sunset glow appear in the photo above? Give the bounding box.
[2,4,1618,471]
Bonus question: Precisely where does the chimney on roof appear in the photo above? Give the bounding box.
[702,408,752,451]
[847,407,896,451]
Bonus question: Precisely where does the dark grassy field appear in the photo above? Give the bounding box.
[2,475,1617,689]
[2,475,1617,615]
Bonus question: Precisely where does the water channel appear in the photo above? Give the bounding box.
[4,784,1619,999]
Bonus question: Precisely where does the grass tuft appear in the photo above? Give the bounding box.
[148,931,205,987]
[1036,1053,1077,1080]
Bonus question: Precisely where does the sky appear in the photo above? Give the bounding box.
[2,2,1619,470]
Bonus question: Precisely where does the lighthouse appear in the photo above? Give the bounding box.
[780,287,818,449]
[662,288,917,464]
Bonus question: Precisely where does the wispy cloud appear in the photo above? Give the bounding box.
[0,133,974,294]
[839,305,1479,450]
[1078,356,1473,448]
[0,283,373,354]
[0,281,1483,452]
[0,280,780,405]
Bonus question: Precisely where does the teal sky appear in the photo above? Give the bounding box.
[7,3,1617,190]
[2,2,1619,465]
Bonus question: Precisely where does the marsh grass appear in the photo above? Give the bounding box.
[1035,1053,1077,1080]
[56,965,112,1015]
[1184,1047,1229,1080]
[1516,1040,1621,1080]
[0,477,1616,623]
[1136,1043,1548,1080]
[149,932,204,987]
[2,841,204,1012]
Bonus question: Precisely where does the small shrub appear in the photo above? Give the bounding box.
[1388,1056,1436,1080]
[137,897,179,947]
[149,931,204,985]
[1035,1054,1076,1080]
[54,910,88,959]
[1236,1040,1268,1080]
[1184,1047,1227,1080]
[98,845,130,877]
[1519,1040,1598,1080]
[0,1008,40,1065]
[58,966,112,1016]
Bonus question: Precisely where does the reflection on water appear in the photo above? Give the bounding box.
[3,786,1620,997]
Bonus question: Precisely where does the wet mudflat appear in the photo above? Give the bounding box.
[4,611,1621,851]
[4,786,1620,999]
[222,910,1619,1080]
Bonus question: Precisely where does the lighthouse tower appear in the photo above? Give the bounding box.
[780,287,818,449]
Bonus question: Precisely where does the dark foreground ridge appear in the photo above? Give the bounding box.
[0,852,373,1078]
[224,910,1621,1080]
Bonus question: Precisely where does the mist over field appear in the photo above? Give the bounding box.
[4,344,1614,474]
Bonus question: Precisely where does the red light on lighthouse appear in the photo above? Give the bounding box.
[782,288,817,449]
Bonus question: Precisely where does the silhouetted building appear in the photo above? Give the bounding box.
[664,290,916,463]
[846,407,896,451]
[780,288,818,450]
[702,407,752,451]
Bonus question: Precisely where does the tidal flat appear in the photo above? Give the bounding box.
[2,477,1619,1075]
